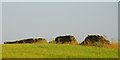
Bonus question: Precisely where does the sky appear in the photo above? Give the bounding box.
[1,0,119,2]
[2,2,118,43]
[0,2,2,44]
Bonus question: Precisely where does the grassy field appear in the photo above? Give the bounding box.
[2,44,118,58]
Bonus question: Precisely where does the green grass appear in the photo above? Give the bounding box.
[2,44,118,58]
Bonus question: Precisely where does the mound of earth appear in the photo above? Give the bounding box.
[4,38,47,44]
[80,35,110,47]
[55,35,78,44]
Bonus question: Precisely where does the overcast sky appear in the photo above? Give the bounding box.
[2,2,118,43]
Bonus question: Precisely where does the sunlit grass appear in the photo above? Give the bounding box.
[0,44,2,59]
[2,44,118,58]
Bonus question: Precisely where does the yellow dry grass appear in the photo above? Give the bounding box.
[103,42,118,49]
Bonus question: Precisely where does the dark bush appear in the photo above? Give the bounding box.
[55,35,78,45]
[4,38,47,44]
[80,35,110,47]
